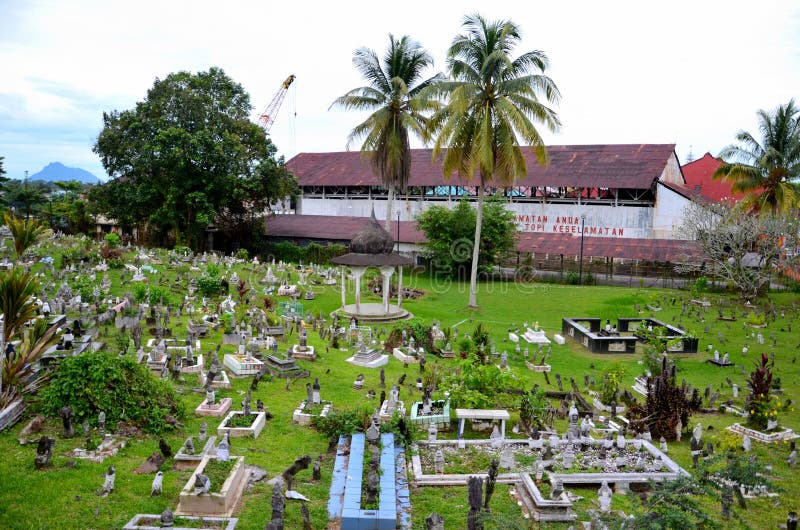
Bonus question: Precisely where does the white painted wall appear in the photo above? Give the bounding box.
[298,197,667,239]
[652,184,692,239]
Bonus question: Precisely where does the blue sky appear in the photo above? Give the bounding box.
[1,0,799,181]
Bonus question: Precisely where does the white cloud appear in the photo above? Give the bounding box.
[1,0,798,178]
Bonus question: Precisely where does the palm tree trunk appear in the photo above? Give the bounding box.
[468,185,484,308]
[385,186,395,232]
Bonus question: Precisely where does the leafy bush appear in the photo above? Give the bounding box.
[693,276,709,292]
[745,311,765,326]
[131,282,148,303]
[565,271,579,285]
[311,409,365,439]
[600,366,625,404]
[39,352,184,434]
[173,245,191,255]
[148,285,171,306]
[235,248,249,260]
[103,232,121,248]
[197,274,223,297]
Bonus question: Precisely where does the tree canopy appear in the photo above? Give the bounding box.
[425,13,560,307]
[714,99,800,214]
[416,197,516,278]
[91,67,297,250]
[331,35,441,230]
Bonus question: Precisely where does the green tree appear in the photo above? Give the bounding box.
[0,156,9,207]
[0,267,38,344]
[427,14,561,308]
[92,67,297,250]
[416,197,516,278]
[5,179,46,218]
[3,212,49,260]
[714,99,800,214]
[331,35,441,230]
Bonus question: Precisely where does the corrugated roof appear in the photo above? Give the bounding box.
[265,214,700,261]
[681,153,747,203]
[287,144,677,190]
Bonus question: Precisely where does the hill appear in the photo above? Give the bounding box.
[27,162,101,184]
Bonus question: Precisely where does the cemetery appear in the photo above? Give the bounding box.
[0,230,798,530]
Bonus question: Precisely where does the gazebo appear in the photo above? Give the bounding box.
[331,212,412,323]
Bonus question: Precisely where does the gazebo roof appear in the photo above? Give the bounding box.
[330,212,412,267]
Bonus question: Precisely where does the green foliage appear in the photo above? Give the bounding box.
[197,274,223,297]
[311,409,365,439]
[147,285,171,306]
[693,276,709,292]
[443,354,519,408]
[131,282,148,304]
[202,459,236,493]
[3,212,49,259]
[173,245,191,255]
[39,352,185,434]
[103,232,121,248]
[0,267,39,343]
[600,365,625,405]
[565,271,579,285]
[518,389,549,432]
[714,99,800,214]
[91,67,298,250]
[235,248,249,260]
[416,197,516,277]
[745,311,766,326]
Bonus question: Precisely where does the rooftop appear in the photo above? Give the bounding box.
[287,144,678,190]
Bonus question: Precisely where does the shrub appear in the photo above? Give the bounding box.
[235,248,249,260]
[103,232,121,248]
[39,352,184,434]
[131,282,148,303]
[197,274,223,297]
[693,276,709,292]
[565,271,579,285]
[148,285,171,306]
[311,409,364,439]
[173,245,191,255]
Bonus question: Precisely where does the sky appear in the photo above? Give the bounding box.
[1,0,799,181]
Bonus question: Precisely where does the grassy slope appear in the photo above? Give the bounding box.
[0,254,798,529]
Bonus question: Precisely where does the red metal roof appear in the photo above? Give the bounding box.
[265,214,426,244]
[681,153,747,203]
[265,214,700,261]
[287,144,677,190]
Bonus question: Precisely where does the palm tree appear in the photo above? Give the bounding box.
[428,13,561,308]
[1,317,61,406]
[0,267,39,345]
[3,211,49,260]
[331,34,441,230]
[714,99,800,214]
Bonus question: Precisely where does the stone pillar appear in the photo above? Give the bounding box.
[380,266,394,315]
[340,266,346,309]
[397,266,403,308]
[351,267,366,314]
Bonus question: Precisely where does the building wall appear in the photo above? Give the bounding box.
[652,184,692,239]
[297,197,659,239]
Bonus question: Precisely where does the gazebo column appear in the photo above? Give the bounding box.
[397,266,403,308]
[380,266,394,314]
[351,266,367,314]
[340,266,346,309]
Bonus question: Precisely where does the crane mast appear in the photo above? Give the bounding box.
[257,74,295,132]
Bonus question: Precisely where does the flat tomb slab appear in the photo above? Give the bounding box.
[195,398,232,417]
[455,409,510,421]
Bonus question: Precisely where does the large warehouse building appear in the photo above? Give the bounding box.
[267,144,702,262]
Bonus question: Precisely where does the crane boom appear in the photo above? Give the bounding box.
[258,74,295,132]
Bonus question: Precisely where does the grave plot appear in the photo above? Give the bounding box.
[562,317,698,354]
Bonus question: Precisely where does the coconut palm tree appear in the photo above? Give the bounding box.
[3,211,49,261]
[331,34,441,230]
[427,13,561,308]
[714,99,800,214]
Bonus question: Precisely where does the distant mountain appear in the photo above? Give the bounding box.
[27,162,101,184]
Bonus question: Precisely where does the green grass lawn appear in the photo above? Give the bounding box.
[1,248,799,529]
